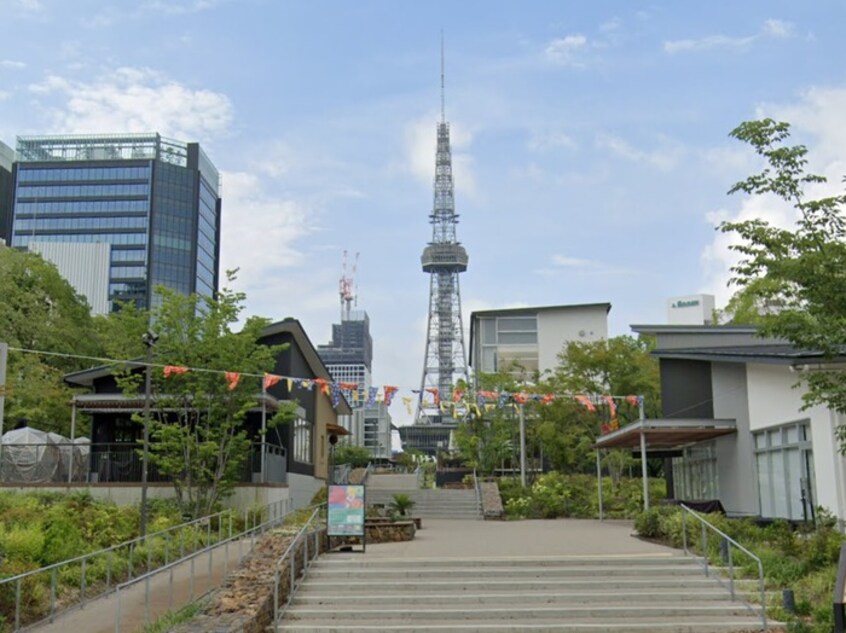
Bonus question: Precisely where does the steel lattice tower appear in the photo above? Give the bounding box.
[415,44,469,425]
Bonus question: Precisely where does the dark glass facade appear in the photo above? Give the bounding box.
[9,134,221,310]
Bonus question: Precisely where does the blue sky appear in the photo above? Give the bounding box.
[3,0,846,425]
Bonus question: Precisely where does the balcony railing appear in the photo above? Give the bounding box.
[0,442,286,485]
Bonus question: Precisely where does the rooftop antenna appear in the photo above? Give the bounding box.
[339,250,360,320]
[440,30,445,123]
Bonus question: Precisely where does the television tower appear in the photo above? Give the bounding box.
[415,39,469,424]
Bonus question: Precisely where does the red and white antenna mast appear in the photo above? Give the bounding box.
[340,250,359,320]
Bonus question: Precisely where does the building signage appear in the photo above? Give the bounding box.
[671,299,700,309]
[327,484,365,536]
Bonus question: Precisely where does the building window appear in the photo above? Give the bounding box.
[672,442,719,501]
[754,421,814,521]
[294,418,312,465]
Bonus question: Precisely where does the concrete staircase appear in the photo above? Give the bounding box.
[365,473,481,520]
[275,554,767,632]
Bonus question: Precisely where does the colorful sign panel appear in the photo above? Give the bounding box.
[327,484,365,537]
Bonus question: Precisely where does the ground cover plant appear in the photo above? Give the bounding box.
[0,491,254,631]
[634,505,843,632]
[499,472,666,520]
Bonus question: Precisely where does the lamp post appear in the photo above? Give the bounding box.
[139,330,158,539]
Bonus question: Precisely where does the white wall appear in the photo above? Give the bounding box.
[746,364,846,520]
[537,307,608,374]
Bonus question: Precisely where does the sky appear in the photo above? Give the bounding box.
[2,0,846,426]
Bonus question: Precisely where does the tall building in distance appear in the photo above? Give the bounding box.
[7,133,221,313]
[0,140,14,245]
[317,253,392,460]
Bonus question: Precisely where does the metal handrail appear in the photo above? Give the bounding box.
[272,505,325,630]
[0,498,291,632]
[680,504,768,631]
[361,462,371,484]
[113,498,291,632]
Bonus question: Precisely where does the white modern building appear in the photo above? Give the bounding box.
[468,303,611,382]
[598,323,846,525]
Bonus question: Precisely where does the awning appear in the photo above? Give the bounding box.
[326,422,351,437]
[594,418,736,451]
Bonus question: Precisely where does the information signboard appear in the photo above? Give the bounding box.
[327,484,365,537]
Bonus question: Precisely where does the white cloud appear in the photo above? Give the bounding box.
[29,67,233,141]
[405,114,477,197]
[528,131,578,152]
[700,85,846,306]
[595,132,683,171]
[83,0,220,27]
[1,60,26,69]
[12,0,43,11]
[599,18,622,34]
[538,254,636,277]
[664,19,794,54]
[762,19,793,39]
[219,170,314,297]
[545,34,588,67]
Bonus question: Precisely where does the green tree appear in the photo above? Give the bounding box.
[0,248,101,434]
[122,276,296,517]
[333,444,371,468]
[719,118,846,444]
[535,336,661,477]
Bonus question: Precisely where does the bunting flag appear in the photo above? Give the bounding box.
[603,395,618,419]
[575,394,596,412]
[484,403,496,412]
[263,373,281,390]
[440,401,452,414]
[383,385,398,406]
[498,392,511,408]
[224,372,241,391]
[313,378,330,395]
[626,395,641,407]
[402,396,413,415]
[425,387,440,405]
[331,382,341,407]
[163,365,189,378]
[301,379,312,390]
[542,394,556,405]
[340,382,358,391]
[452,388,465,403]
[367,387,378,406]
[513,392,529,405]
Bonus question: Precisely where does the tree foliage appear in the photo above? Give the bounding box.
[719,119,846,439]
[333,444,372,468]
[123,277,296,518]
[534,336,661,477]
[0,248,101,434]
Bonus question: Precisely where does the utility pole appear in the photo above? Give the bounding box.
[518,404,527,488]
[139,331,157,538]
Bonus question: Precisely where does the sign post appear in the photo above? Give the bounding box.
[327,484,366,553]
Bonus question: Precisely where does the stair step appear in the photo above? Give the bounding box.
[274,619,767,632]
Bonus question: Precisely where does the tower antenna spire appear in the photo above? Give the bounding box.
[440,30,445,123]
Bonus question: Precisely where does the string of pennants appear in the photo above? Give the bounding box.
[161,364,642,427]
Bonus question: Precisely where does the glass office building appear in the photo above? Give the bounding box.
[8,134,221,310]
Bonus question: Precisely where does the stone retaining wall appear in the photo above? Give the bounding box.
[480,480,504,519]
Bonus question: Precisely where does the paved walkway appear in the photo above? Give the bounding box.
[32,536,252,633]
[363,518,676,558]
[30,519,672,633]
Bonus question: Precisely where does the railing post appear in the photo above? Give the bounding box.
[50,566,57,622]
[81,557,87,606]
[759,560,767,631]
[727,541,735,600]
[701,522,709,577]
[144,575,151,624]
[682,509,688,554]
[114,586,121,633]
[107,549,112,590]
[190,554,195,600]
[273,571,280,632]
[15,578,21,631]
